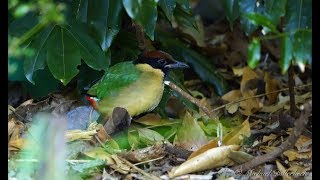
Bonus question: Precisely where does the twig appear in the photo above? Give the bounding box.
[212,83,311,112]
[134,156,164,166]
[165,81,216,119]
[288,65,297,117]
[232,100,312,172]
[118,156,161,180]
[163,143,192,160]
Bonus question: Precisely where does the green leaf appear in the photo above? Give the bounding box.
[247,38,261,69]
[156,30,229,95]
[158,0,176,22]
[264,0,286,26]
[173,8,205,47]
[87,0,109,51]
[284,0,312,32]
[105,0,123,49]
[280,35,293,74]
[111,30,141,63]
[71,0,88,22]
[220,0,240,28]
[71,159,105,173]
[238,0,258,35]
[128,129,141,149]
[292,30,311,72]
[121,0,158,40]
[46,26,81,85]
[138,128,165,145]
[24,26,55,84]
[245,13,279,34]
[175,0,191,13]
[24,66,61,99]
[62,23,109,71]
[173,111,208,151]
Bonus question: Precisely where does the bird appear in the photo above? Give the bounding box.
[86,50,189,119]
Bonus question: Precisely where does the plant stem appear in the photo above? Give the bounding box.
[19,20,48,47]
[288,64,296,117]
[165,81,217,120]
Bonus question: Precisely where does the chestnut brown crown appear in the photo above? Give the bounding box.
[134,50,189,75]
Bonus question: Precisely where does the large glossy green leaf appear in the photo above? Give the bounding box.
[158,0,176,22]
[105,0,123,50]
[87,0,109,51]
[284,0,312,32]
[238,0,258,35]
[264,0,286,26]
[121,0,158,40]
[24,66,61,99]
[292,30,311,72]
[24,26,55,84]
[247,38,261,69]
[220,0,239,28]
[46,26,81,85]
[71,0,88,22]
[245,13,279,34]
[156,30,229,95]
[62,23,109,71]
[280,35,293,74]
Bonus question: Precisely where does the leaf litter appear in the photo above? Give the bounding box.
[8,12,312,180]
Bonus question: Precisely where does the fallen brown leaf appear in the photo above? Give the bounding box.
[222,90,241,114]
[264,72,280,104]
[239,89,261,116]
[169,145,240,178]
[240,67,259,93]
[283,149,312,161]
[276,160,293,180]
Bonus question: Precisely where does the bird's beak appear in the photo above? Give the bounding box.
[165,61,189,69]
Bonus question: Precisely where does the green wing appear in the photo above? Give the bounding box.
[87,62,141,98]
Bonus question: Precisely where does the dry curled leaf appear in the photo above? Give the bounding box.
[169,145,240,178]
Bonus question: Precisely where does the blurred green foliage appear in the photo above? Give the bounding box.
[8,0,228,100]
[224,0,312,73]
[8,0,312,99]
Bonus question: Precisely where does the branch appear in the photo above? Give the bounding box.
[232,100,312,172]
[165,81,216,119]
[212,83,311,112]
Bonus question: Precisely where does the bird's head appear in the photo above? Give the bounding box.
[134,50,189,75]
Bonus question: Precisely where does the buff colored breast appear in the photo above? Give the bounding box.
[96,64,165,117]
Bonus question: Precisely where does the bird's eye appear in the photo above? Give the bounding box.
[158,59,166,64]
